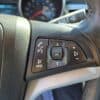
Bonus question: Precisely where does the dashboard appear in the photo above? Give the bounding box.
[0,0,87,21]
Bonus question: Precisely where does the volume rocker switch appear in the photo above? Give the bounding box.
[32,39,48,73]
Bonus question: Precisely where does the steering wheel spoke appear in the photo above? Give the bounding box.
[26,21,99,81]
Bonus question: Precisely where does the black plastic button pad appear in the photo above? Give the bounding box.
[32,39,86,73]
[32,39,48,73]
[47,40,69,69]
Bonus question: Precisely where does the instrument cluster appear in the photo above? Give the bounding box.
[18,0,64,21]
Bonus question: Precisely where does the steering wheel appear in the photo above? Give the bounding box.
[0,0,100,100]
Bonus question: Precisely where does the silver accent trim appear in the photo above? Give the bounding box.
[61,0,66,15]
[18,0,23,17]
[24,67,100,100]
[0,24,3,88]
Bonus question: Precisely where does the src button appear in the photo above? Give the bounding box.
[50,46,64,60]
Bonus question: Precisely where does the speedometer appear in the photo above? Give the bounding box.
[19,0,64,21]
[24,0,56,21]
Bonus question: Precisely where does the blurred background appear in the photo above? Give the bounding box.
[0,0,88,23]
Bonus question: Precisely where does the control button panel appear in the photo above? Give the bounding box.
[50,46,64,60]
[65,41,86,64]
[32,39,86,73]
[32,39,48,73]
[47,40,70,69]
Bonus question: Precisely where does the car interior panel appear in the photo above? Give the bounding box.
[0,0,100,100]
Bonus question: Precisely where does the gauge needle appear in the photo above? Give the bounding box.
[30,10,43,19]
